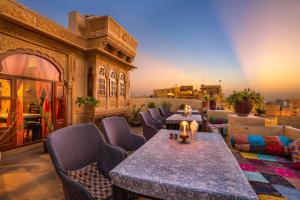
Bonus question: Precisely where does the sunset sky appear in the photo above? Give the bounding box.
[19,0,300,100]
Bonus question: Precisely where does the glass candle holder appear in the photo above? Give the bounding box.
[179,121,190,144]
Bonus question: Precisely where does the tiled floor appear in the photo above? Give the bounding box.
[0,126,143,200]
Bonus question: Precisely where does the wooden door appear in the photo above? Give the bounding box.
[0,78,16,151]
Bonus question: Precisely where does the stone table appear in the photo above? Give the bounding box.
[166,114,203,127]
[110,129,258,200]
[176,109,200,115]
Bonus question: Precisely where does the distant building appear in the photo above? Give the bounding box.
[265,99,300,116]
[200,84,223,100]
[153,85,196,99]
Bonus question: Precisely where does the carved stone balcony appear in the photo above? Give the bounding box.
[84,15,138,63]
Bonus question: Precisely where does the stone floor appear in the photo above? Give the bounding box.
[0,126,143,200]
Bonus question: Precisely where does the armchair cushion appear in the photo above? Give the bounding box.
[289,138,300,170]
[231,134,292,156]
[68,162,112,200]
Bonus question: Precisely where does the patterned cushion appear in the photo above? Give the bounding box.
[289,138,300,170]
[209,117,228,124]
[231,134,292,156]
[68,162,112,200]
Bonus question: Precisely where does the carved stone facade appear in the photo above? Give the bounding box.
[0,0,138,125]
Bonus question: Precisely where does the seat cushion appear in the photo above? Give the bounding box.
[289,138,300,170]
[231,134,292,156]
[68,162,112,200]
[209,117,228,124]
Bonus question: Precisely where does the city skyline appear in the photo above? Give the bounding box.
[19,0,300,100]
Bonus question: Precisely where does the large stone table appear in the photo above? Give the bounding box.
[110,129,258,200]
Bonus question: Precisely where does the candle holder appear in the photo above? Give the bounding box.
[179,121,190,144]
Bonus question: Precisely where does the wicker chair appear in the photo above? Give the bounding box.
[148,108,166,125]
[46,123,125,200]
[101,117,146,155]
[139,111,162,140]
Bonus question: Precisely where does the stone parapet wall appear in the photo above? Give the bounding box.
[129,97,203,113]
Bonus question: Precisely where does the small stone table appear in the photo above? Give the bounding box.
[110,129,258,200]
[176,109,200,115]
[166,114,203,124]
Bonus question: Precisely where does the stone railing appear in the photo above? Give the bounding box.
[129,97,203,113]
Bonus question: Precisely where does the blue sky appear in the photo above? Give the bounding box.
[19,0,300,100]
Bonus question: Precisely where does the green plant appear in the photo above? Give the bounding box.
[161,101,171,109]
[179,103,185,109]
[147,102,156,108]
[255,106,266,115]
[203,93,210,101]
[132,104,145,121]
[75,96,100,108]
[227,88,264,108]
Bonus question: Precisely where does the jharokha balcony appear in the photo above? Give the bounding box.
[1,0,300,200]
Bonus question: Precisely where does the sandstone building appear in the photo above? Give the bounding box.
[0,0,138,150]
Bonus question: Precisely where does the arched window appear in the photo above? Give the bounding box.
[0,54,60,81]
[119,73,125,97]
[96,66,106,97]
[109,70,117,97]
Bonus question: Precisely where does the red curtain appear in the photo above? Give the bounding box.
[3,55,31,146]
[1,54,59,144]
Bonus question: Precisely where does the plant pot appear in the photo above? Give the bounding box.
[209,100,216,110]
[131,120,141,127]
[202,101,209,108]
[234,99,253,116]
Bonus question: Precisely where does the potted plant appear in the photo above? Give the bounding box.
[131,104,145,127]
[147,102,156,109]
[255,106,266,117]
[227,88,264,116]
[75,96,100,122]
[202,93,210,109]
[209,95,217,110]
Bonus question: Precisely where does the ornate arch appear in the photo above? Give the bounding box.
[0,48,65,81]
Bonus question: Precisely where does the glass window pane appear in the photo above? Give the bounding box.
[0,99,11,128]
[0,79,11,97]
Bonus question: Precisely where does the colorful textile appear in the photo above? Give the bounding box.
[231,134,292,156]
[289,138,300,170]
[232,150,300,200]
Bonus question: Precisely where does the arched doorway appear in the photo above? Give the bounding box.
[0,52,66,151]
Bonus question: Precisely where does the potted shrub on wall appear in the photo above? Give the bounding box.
[227,88,264,116]
[255,106,266,117]
[202,93,210,109]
